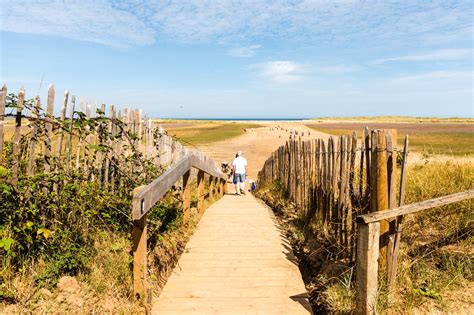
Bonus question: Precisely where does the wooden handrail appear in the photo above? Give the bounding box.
[357,190,474,224]
[132,151,225,220]
[131,149,227,299]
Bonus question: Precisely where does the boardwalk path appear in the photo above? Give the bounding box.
[153,192,312,314]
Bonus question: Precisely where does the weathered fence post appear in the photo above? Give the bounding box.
[209,176,214,200]
[0,85,6,162]
[132,185,147,300]
[44,85,55,176]
[12,88,25,184]
[28,96,41,176]
[183,169,191,223]
[197,170,205,213]
[356,221,380,314]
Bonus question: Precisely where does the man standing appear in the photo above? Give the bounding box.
[232,151,247,195]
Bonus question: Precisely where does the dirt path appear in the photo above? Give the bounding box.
[197,122,330,181]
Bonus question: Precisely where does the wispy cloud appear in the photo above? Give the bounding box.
[0,0,155,47]
[228,45,262,58]
[389,70,473,85]
[1,1,472,47]
[373,49,472,64]
[251,61,306,83]
[316,65,361,74]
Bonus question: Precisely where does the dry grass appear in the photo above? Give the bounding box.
[255,161,473,313]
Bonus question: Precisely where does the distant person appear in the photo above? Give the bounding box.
[249,179,256,192]
[232,151,247,195]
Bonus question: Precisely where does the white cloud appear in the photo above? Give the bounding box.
[251,61,306,83]
[0,0,155,47]
[1,1,472,47]
[228,45,262,58]
[373,49,472,64]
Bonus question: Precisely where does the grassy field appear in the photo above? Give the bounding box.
[158,120,263,146]
[306,122,473,156]
[310,116,474,123]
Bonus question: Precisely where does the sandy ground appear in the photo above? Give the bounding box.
[196,122,330,181]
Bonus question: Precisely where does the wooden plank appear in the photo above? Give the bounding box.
[358,189,474,223]
[0,84,6,162]
[44,85,55,175]
[12,87,25,184]
[28,96,41,176]
[356,221,380,315]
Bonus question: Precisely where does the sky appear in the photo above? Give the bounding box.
[1,0,473,118]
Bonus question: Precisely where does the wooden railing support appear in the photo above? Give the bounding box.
[197,170,205,213]
[209,176,214,200]
[356,221,380,315]
[132,185,147,300]
[183,169,191,223]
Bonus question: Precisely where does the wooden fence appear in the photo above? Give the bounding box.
[257,128,404,263]
[257,129,473,314]
[355,189,474,314]
[0,84,191,190]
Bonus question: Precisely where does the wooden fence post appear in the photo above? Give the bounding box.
[0,85,6,163]
[376,130,389,269]
[356,221,380,314]
[44,85,55,176]
[28,96,41,176]
[208,176,214,200]
[54,90,69,173]
[66,95,76,172]
[12,88,25,184]
[132,186,147,300]
[197,170,205,213]
[183,170,191,223]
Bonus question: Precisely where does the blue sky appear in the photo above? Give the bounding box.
[1,0,473,118]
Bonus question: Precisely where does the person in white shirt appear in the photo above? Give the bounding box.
[232,151,247,195]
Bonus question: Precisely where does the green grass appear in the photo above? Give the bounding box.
[306,126,474,156]
[310,116,474,123]
[167,122,262,145]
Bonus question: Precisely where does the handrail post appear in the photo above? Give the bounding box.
[183,169,191,223]
[214,177,218,198]
[209,176,214,200]
[197,170,205,213]
[356,221,380,314]
[132,186,147,300]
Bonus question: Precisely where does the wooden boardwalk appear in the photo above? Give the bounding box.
[153,192,312,314]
